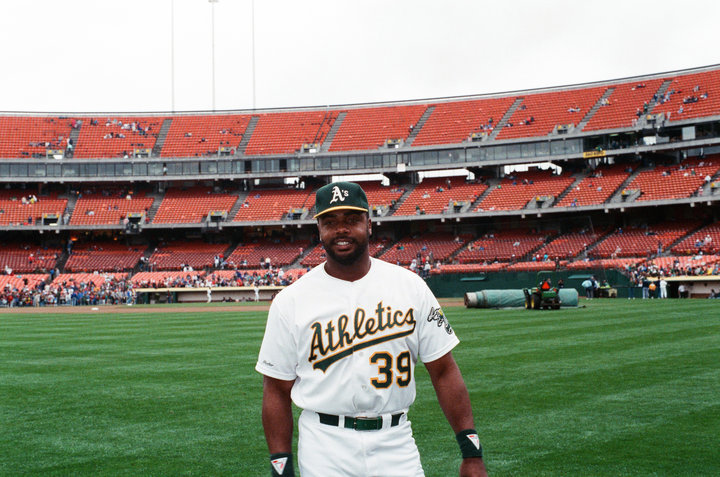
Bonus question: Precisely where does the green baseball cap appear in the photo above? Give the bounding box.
[314,181,369,218]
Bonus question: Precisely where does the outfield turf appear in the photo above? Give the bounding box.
[1,299,718,476]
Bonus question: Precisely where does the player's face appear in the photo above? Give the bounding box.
[317,210,371,266]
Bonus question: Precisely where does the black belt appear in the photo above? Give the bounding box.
[318,412,403,431]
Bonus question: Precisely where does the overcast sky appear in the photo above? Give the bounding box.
[1,0,719,114]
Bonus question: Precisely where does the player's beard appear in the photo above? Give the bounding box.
[322,231,370,266]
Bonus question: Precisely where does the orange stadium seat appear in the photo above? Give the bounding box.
[160,114,253,157]
[583,79,665,131]
[590,222,698,258]
[411,97,515,147]
[226,239,310,268]
[623,158,719,202]
[73,116,166,159]
[393,177,487,216]
[496,86,606,140]
[476,170,575,211]
[245,110,338,155]
[64,242,146,272]
[153,187,239,224]
[671,222,720,255]
[650,69,720,122]
[557,164,633,207]
[455,229,546,263]
[0,245,62,273]
[329,105,427,152]
[0,116,74,159]
[71,190,154,226]
[234,188,314,222]
[147,241,230,270]
[0,190,67,226]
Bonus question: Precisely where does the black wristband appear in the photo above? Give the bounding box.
[456,429,483,459]
[270,452,295,476]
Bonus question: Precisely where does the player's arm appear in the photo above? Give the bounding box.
[261,375,294,454]
[424,351,488,477]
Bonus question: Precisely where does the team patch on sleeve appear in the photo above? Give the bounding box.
[426,306,453,335]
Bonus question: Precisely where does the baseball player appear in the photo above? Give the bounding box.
[256,181,487,476]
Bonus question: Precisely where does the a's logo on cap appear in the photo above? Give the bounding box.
[330,186,349,204]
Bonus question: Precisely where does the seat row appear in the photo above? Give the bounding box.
[2,68,720,158]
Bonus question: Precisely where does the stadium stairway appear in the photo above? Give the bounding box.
[577,88,615,131]
[554,173,585,204]
[68,126,81,158]
[610,167,644,203]
[387,184,417,216]
[145,192,164,222]
[646,79,674,114]
[488,97,524,140]
[404,106,434,147]
[227,190,249,221]
[469,179,497,210]
[64,193,79,222]
[320,111,346,152]
[699,168,720,197]
[237,116,259,154]
[664,223,706,255]
[152,119,173,157]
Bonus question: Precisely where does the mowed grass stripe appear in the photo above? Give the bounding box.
[1,301,718,476]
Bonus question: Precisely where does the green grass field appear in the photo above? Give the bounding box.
[1,300,719,476]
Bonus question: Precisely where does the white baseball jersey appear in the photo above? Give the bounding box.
[256,257,459,415]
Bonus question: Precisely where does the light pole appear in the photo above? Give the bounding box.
[251,0,256,110]
[209,0,219,111]
[170,0,175,112]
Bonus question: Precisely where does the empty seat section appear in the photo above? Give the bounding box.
[496,86,606,139]
[477,170,574,211]
[147,241,229,270]
[153,186,238,224]
[0,190,67,226]
[0,116,74,159]
[354,181,406,214]
[455,230,545,263]
[52,272,129,288]
[131,270,205,287]
[71,189,154,225]
[393,177,487,216]
[234,188,314,222]
[646,255,720,273]
[245,110,338,155]
[226,239,310,268]
[411,97,515,147]
[565,257,644,270]
[378,233,467,265]
[0,274,49,290]
[583,79,664,131]
[651,69,720,122]
[160,114,252,157]
[590,222,697,258]
[0,244,62,273]
[557,164,633,207]
[624,158,719,202]
[671,222,720,254]
[73,116,166,158]
[64,242,146,272]
[533,232,601,260]
[329,105,427,152]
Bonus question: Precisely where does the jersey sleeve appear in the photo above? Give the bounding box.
[414,275,460,363]
[255,297,298,381]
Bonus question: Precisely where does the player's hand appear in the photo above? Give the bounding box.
[460,457,487,477]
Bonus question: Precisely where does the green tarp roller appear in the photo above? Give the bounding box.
[464,289,579,308]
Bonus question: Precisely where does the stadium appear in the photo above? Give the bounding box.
[2,64,720,304]
[2,14,719,474]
